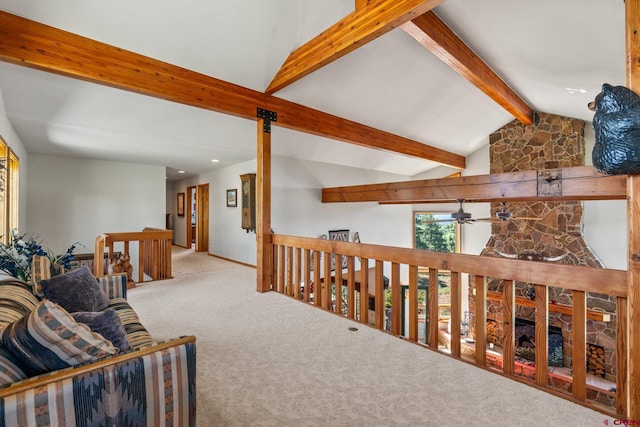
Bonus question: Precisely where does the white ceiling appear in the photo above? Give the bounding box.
[0,0,627,181]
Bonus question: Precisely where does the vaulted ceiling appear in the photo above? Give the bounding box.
[0,1,626,181]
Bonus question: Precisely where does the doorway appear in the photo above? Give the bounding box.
[185,183,209,252]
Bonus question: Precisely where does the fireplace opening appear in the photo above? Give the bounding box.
[514,318,563,367]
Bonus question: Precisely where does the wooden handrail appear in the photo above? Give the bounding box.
[94,229,173,285]
[269,233,626,417]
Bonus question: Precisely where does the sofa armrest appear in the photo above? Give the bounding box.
[0,335,196,426]
[95,272,128,299]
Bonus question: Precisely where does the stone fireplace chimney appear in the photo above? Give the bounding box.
[471,113,617,405]
[480,113,602,267]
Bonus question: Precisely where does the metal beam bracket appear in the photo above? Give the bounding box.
[537,169,562,197]
[257,108,277,133]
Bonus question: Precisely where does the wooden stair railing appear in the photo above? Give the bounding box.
[269,233,626,417]
[94,229,173,285]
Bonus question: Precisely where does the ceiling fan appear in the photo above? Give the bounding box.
[425,200,541,225]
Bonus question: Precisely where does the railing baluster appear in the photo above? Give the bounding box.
[535,283,549,387]
[294,247,302,300]
[323,251,332,310]
[287,246,293,296]
[304,249,311,303]
[502,279,515,375]
[408,265,418,342]
[360,258,369,325]
[335,255,343,315]
[428,267,439,349]
[271,244,278,292]
[475,275,487,367]
[391,263,401,336]
[618,296,628,416]
[375,260,385,330]
[346,256,355,319]
[450,271,461,357]
[313,250,321,306]
[572,290,587,401]
[278,245,285,294]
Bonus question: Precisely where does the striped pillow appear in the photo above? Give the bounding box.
[0,343,27,387]
[108,298,155,349]
[0,279,40,331]
[0,300,119,376]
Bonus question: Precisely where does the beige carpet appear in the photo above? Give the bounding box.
[127,246,610,426]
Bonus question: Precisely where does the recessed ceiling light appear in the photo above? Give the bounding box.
[178,170,185,174]
[211,159,219,163]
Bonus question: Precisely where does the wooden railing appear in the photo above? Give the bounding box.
[270,233,627,416]
[94,229,173,284]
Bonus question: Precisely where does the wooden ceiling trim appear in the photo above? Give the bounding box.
[265,0,444,94]
[0,11,465,169]
[322,166,626,203]
[401,11,534,125]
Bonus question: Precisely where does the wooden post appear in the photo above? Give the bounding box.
[360,258,369,325]
[375,260,385,329]
[450,272,461,357]
[428,268,439,349]
[502,280,515,376]
[534,284,549,387]
[474,275,486,367]
[408,265,418,342]
[256,118,272,292]
[572,290,587,401]
[390,263,401,336]
[627,0,640,417]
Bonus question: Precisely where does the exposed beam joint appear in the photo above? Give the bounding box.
[321,166,626,203]
[0,11,464,169]
[266,0,443,94]
[400,11,534,125]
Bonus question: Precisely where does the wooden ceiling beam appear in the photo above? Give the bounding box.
[0,11,465,169]
[265,0,443,94]
[400,11,534,125]
[322,165,626,203]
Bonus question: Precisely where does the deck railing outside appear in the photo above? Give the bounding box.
[270,233,627,417]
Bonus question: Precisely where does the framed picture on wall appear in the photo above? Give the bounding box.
[177,192,185,217]
[227,189,237,207]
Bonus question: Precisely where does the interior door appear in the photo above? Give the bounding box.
[186,185,196,249]
[196,183,209,252]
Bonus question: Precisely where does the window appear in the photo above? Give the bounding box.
[0,135,19,243]
[414,213,459,253]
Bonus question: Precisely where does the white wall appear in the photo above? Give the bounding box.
[27,154,166,256]
[583,125,627,269]
[168,156,412,267]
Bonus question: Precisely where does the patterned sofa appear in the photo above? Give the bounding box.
[0,261,196,426]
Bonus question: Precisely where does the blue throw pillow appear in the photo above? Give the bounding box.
[41,266,109,313]
[1,300,118,376]
[72,308,131,352]
[0,342,27,387]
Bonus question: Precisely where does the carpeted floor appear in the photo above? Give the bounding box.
[126,246,610,426]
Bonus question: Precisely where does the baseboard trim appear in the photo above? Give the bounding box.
[210,253,256,269]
